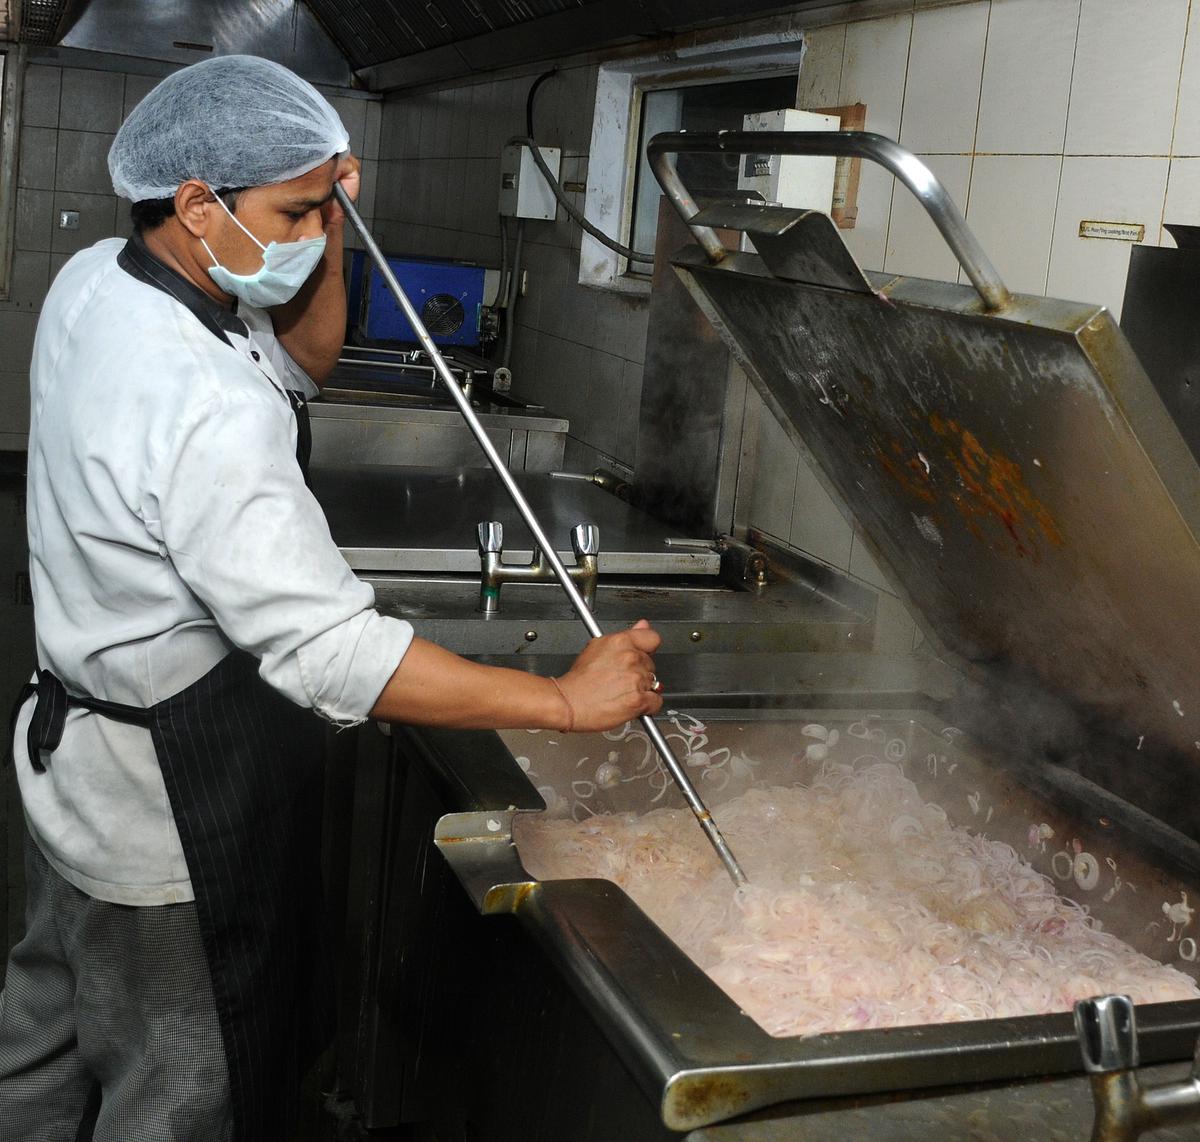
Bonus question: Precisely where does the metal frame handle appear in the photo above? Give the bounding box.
[334,184,748,886]
[647,130,1011,312]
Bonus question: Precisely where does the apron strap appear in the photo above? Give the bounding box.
[19,670,152,773]
[287,390,312,484]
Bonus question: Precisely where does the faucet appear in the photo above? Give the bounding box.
[1075,994,1200,1141]
[477,520,599,614]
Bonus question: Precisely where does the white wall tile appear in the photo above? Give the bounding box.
[976,0,1080,154]
[1065,0,1188,156]
[747,395,799,543]
[849,526,893,593]
[21,66,61,130]
[837,13,912,272]
[884,154,972,280]
[15,189,53,253]
[1046,156,1170,317]
[900,1,989,154]
[55,131,115,195]
[4,251,51,310]
[966,155,1062,294]
[327,95,367,156]
[789,456,853,570]
[364,101,382,161]
[59,69,125,134]
[796,23,846,109]
[1162,159,1200,237]
[840,162,894,271]
[585,352,624,457]
[466,83,491,159]
[839,12,913,141]
[50,191,118,255]
[0,379,32,437]
[1174,1,1200,156]
[122,74,157,121]
[617,359,643,469]
[18,127,56,190]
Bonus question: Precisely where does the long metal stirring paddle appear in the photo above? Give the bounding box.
[334,184,748,887]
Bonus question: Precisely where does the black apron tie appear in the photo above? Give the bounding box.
[14,669,152,773]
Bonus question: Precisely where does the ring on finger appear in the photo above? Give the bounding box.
[650,673,664,694]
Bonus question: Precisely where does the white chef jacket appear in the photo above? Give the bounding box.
[13,236,414,906]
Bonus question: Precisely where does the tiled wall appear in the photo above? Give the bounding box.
[0,56,380,451]
[372,65,649,473]
[744,0,1200,622]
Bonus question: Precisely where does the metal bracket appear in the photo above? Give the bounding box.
[691,202,874,295]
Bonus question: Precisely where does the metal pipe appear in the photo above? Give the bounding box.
[647,130,1011,312]
[501,218,524,370]
[334,183,748,887]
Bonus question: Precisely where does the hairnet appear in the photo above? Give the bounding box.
[109,55,350,202]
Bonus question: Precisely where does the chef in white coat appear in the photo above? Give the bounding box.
[0,54,663,1142]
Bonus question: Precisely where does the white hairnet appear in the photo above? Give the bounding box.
[109,55,350,202]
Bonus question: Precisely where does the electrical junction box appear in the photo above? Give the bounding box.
[499,144,561,220]
[737,108,841,211]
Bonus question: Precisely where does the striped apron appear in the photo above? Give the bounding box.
[10,233,332,1140]
[16,652,333,1141]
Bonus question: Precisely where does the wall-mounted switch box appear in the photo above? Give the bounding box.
[737,108,840,212]
[499,144,561,220]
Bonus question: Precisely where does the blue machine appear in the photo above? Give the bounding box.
[347,250,486,350]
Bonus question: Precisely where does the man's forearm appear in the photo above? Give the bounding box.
[271,220,348,386]
[369,637,567,730]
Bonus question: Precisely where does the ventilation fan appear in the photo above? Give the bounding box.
[421,294,466,337]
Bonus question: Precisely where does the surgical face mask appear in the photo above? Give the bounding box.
[201,190,326,308]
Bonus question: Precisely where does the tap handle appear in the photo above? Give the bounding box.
[477,521,504,554]
[1075,995,1139,1073]
[571,522,600,558]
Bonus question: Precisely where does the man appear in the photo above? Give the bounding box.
[0,55,662,1141]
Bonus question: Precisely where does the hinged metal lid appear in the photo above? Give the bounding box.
[674,243,1200,830]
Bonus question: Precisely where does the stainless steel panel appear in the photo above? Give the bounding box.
[670,245,1200,844]
[310,464,721,575]
[367,576,875,655]
[307,398,566,470]
[635,203,747,537]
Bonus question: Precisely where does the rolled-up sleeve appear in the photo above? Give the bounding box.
[153,388,412,723]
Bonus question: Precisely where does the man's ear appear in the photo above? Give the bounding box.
[174,179,215,239]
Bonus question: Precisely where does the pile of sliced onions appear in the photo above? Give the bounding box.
[514,761,1199,1038]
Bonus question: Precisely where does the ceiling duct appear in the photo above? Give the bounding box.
[50,0,354,88]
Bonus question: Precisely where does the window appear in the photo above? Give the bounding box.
[628,75,800,267]
[580,29,804,293]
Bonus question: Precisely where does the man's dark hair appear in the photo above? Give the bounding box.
[129,187,244,234]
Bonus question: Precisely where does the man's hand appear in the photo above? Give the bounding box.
[555,619,663,731]
[272,152,360,383]
[323,152,361,230]
[368,621,664,733]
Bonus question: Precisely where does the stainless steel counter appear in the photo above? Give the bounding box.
[310,464,719,576]
[307,395,567,471]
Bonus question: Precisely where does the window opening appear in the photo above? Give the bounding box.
[627,73,798,273]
